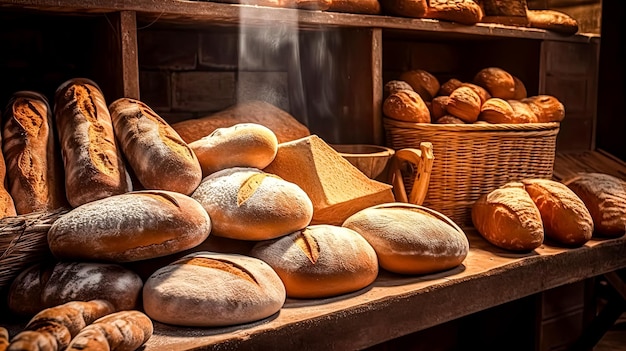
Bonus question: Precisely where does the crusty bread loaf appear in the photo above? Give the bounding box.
[479,98,516,124]
[251,225,378,298]
[522,178,593,246]
[564,173,626,237]
[446,86,482,123]
[399,69,440,101]
[425,0,483,25]
[191,167,312,240]
[66,311,153,351]
[473,67,517,100]
[380,0,427,18]
[0,153,16,219]
[327,0,381,14]
[143,251,286,326]
[527,9,579,35]
[512,76,528,100]
[48,190,211,262]
[508,100,539,123]
[3,91,66,214]
[383,89,431,123]
[522,95,565,123]
[171,100,310,144]
[438,78,463,96]
[460,83,491,104]
[383,80,414,99]
[472,182,544,251]
[430,96,449,120]
[435,115,466,124]
[7,300,115,351]
[109,98,202,195]
[54,78,131,207]
[189,123,278,177]
[0,327,9,351]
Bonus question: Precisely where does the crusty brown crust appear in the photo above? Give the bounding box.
[473,67,516,100]
[399,69,440,101]
[479,98,515,124]
[66,311,153,351]
[527,9,579,35]
[446,86,481,123]
[328,0,381,14]
[380,0,427,18]
[425,0,484,25]
[522,95,565,123]
[383,89,431,123]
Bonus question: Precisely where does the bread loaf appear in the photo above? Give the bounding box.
[527,9,579,35]
[191,167,312,240]
[460,83,491,104]
[435,115,466,124]
[189,123,278,177]
[430,96,449,120]
[479,98,516,124]
[250,225,378,298]
[472,182,544,251]
[425,0,483,25]
[48,190,211,262]
[109,98,202,195]
[508,100,539,123]
[446,86,482,123]
[343,203,468,275]
[564,173,626,237]
[512,76,528,100]
[399,69,440,101]
[3,91,66,214]
[327,0,381,14]
[6,262,50,317]
[0,327,9,351]
[7,300,115,351]
[383,80,414,99]
[438,78,463,96]
[143,251,286,326]
[383,89,431,123]
[522,95,565,123]
[54,78,131,207]
[0,150,16,219]
[66,311,152,351]
[379,0,427,18]
[473,67,516,100]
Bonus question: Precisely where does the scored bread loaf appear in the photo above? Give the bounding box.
[109,98,202,195]
[383,89,431,123]
[3,91,67,214]
[66,311,153,351]
[54,78,131,207]
[7,300,115,351]
[399,69,440,101]
[508,100,539,123]
[522,95,565,123]
[446,86,482,123]
[438,78,463,96]
[479,98,516,124]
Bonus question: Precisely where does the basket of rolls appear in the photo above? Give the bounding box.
[383,67,562,228]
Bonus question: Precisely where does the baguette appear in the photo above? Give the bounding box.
[66,311,153,351]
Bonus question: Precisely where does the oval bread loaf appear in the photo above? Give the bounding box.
[343,203,469,275]
[250,225,378,298]
[479,98,516,124]
[473,67,516,100]
[399,69,440,101]
[383,89,431,123]
[522,95,565,123]
[48,190,211,262]
[143,251,286,327]
[446,86,481,123]
[383,80,414,99]
[66,310,153,351]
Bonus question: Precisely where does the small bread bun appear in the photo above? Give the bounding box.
[343,203,469,275]
[438,78,463,96]
[143,252,286,327]
[189,123,278,177]
[564,173,626,237]
[522,95,565,123]
[383,80,414,99]
[472,182,544,251]
[250,225,378,298]
[430,96,449,120]
[399,69,440,101]
[508,100,539,123]
[460,83,491,104]
[191,167,313,240]
[383,89,431,123]
[473,67,516,100]
[479,98,515,124]
[435,115,466,124]
[522,179,593,246]
[446,86,481,123]
[512,76,528,100]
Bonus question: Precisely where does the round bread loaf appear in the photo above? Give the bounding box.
[508,100,539,123]
[109,98,202,195]
[383,90,431,123]
[438,78,463,96]
[383,80,414,99]
[473,67,516,100]
[48,190,211,262]
[512,76,528,100]
[250,224,378,298]
[143,251,285,327]
[564,173,626,237]
[479,98,516,124]
[8,262,143,316]
[522,95,565,123]
[522,178,593,246]
[430,96,449,120]
[191,167,313,240]
[399,69,440,101]
[343,203,468,275]
[460,83,491,104]
[446,86,481,123]
[435,115,466,124]
[472,182,544,251]
[189,123,278,177]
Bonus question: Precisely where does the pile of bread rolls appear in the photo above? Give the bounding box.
[383,67,565,125]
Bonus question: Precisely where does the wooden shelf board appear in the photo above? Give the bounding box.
[553,150,626,182]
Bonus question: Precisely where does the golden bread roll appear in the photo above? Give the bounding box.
[435,115,466,124]
[383,89,431,123]
[54,78,131,207]
[189,123,278,177]
[143,252,286,326]
[527,9,579,35]
[399,69,440,101]
[425,0,483,25]
[438,78,463,96]
[327,0,381,14]
[460,82,492,104]
[522,95,565,123]
[512,76,528,100]
[3,91,66,214]
[191,167,313,240]
[472,182,544,251]
[66,311,153,351]
[383,80,414,99]
[564,173,626,237]
[379,0,427,18]
[430,96,449,120]
[522,178,593,246]
[48,190,211,262]
[343,203,469,275]
[250,225,378,298]
[473,67,517,100]
[508,100,539,123]
[479,98,516,124]
[446,86,482,123]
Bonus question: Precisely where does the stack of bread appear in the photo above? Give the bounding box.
[383,67,565,125]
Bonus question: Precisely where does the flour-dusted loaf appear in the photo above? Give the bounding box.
[66,310,153,351]
[48,190,211,262]
[473,67,517,100]
[479,98,516,124]
[189,123,278,177]
[383,89,431,123]
[54,78,131,207]
[383,80,414,99]
[191,167,313,240]
[564,173,626,237]
[143,251,286,327]
[109,98,202,195]
[3,91,66,214]
[522,179,593,246]
[472,182,544,251]
[446,86,482,123]
[251,225,378,298]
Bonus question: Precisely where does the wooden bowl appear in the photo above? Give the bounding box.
[331,144,395,179]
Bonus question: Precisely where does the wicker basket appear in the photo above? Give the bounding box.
[383,118,560,228]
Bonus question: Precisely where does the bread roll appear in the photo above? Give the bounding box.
[66,311,153,351]
[446,86,482,123]
[399,69,440,101]
[522,179,593,246]
[438,78,463,96]
[327,0,381,14]
[460,83,491,104]
[512,76,528,100]
[479,98,516,124]
[472,182,544,251]
[527,9,579,35]
[250,225,378,298]
[191,167,312,240]
[54,78,131,207]
[430,96,449,120]
[189,123,278,177]
[383,90,431,123]
[48,190,211,262]
[109,98,202,195]
[564,173,626,237]
[380,0,427,18]
[425,0,483,25]
[383,80,414,99]
[3,91,66,214]
[473,67,516,100]
[143,251,286,326]
[508,100,539,123]
[343,203,469,275]
[522,95,565,123]
[435,115,466,124]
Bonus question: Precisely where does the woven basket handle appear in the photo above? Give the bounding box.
[388,142,434,205]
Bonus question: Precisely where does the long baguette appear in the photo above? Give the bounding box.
[66,311,153,351]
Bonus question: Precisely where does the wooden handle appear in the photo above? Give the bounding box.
[388,142,434,205]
